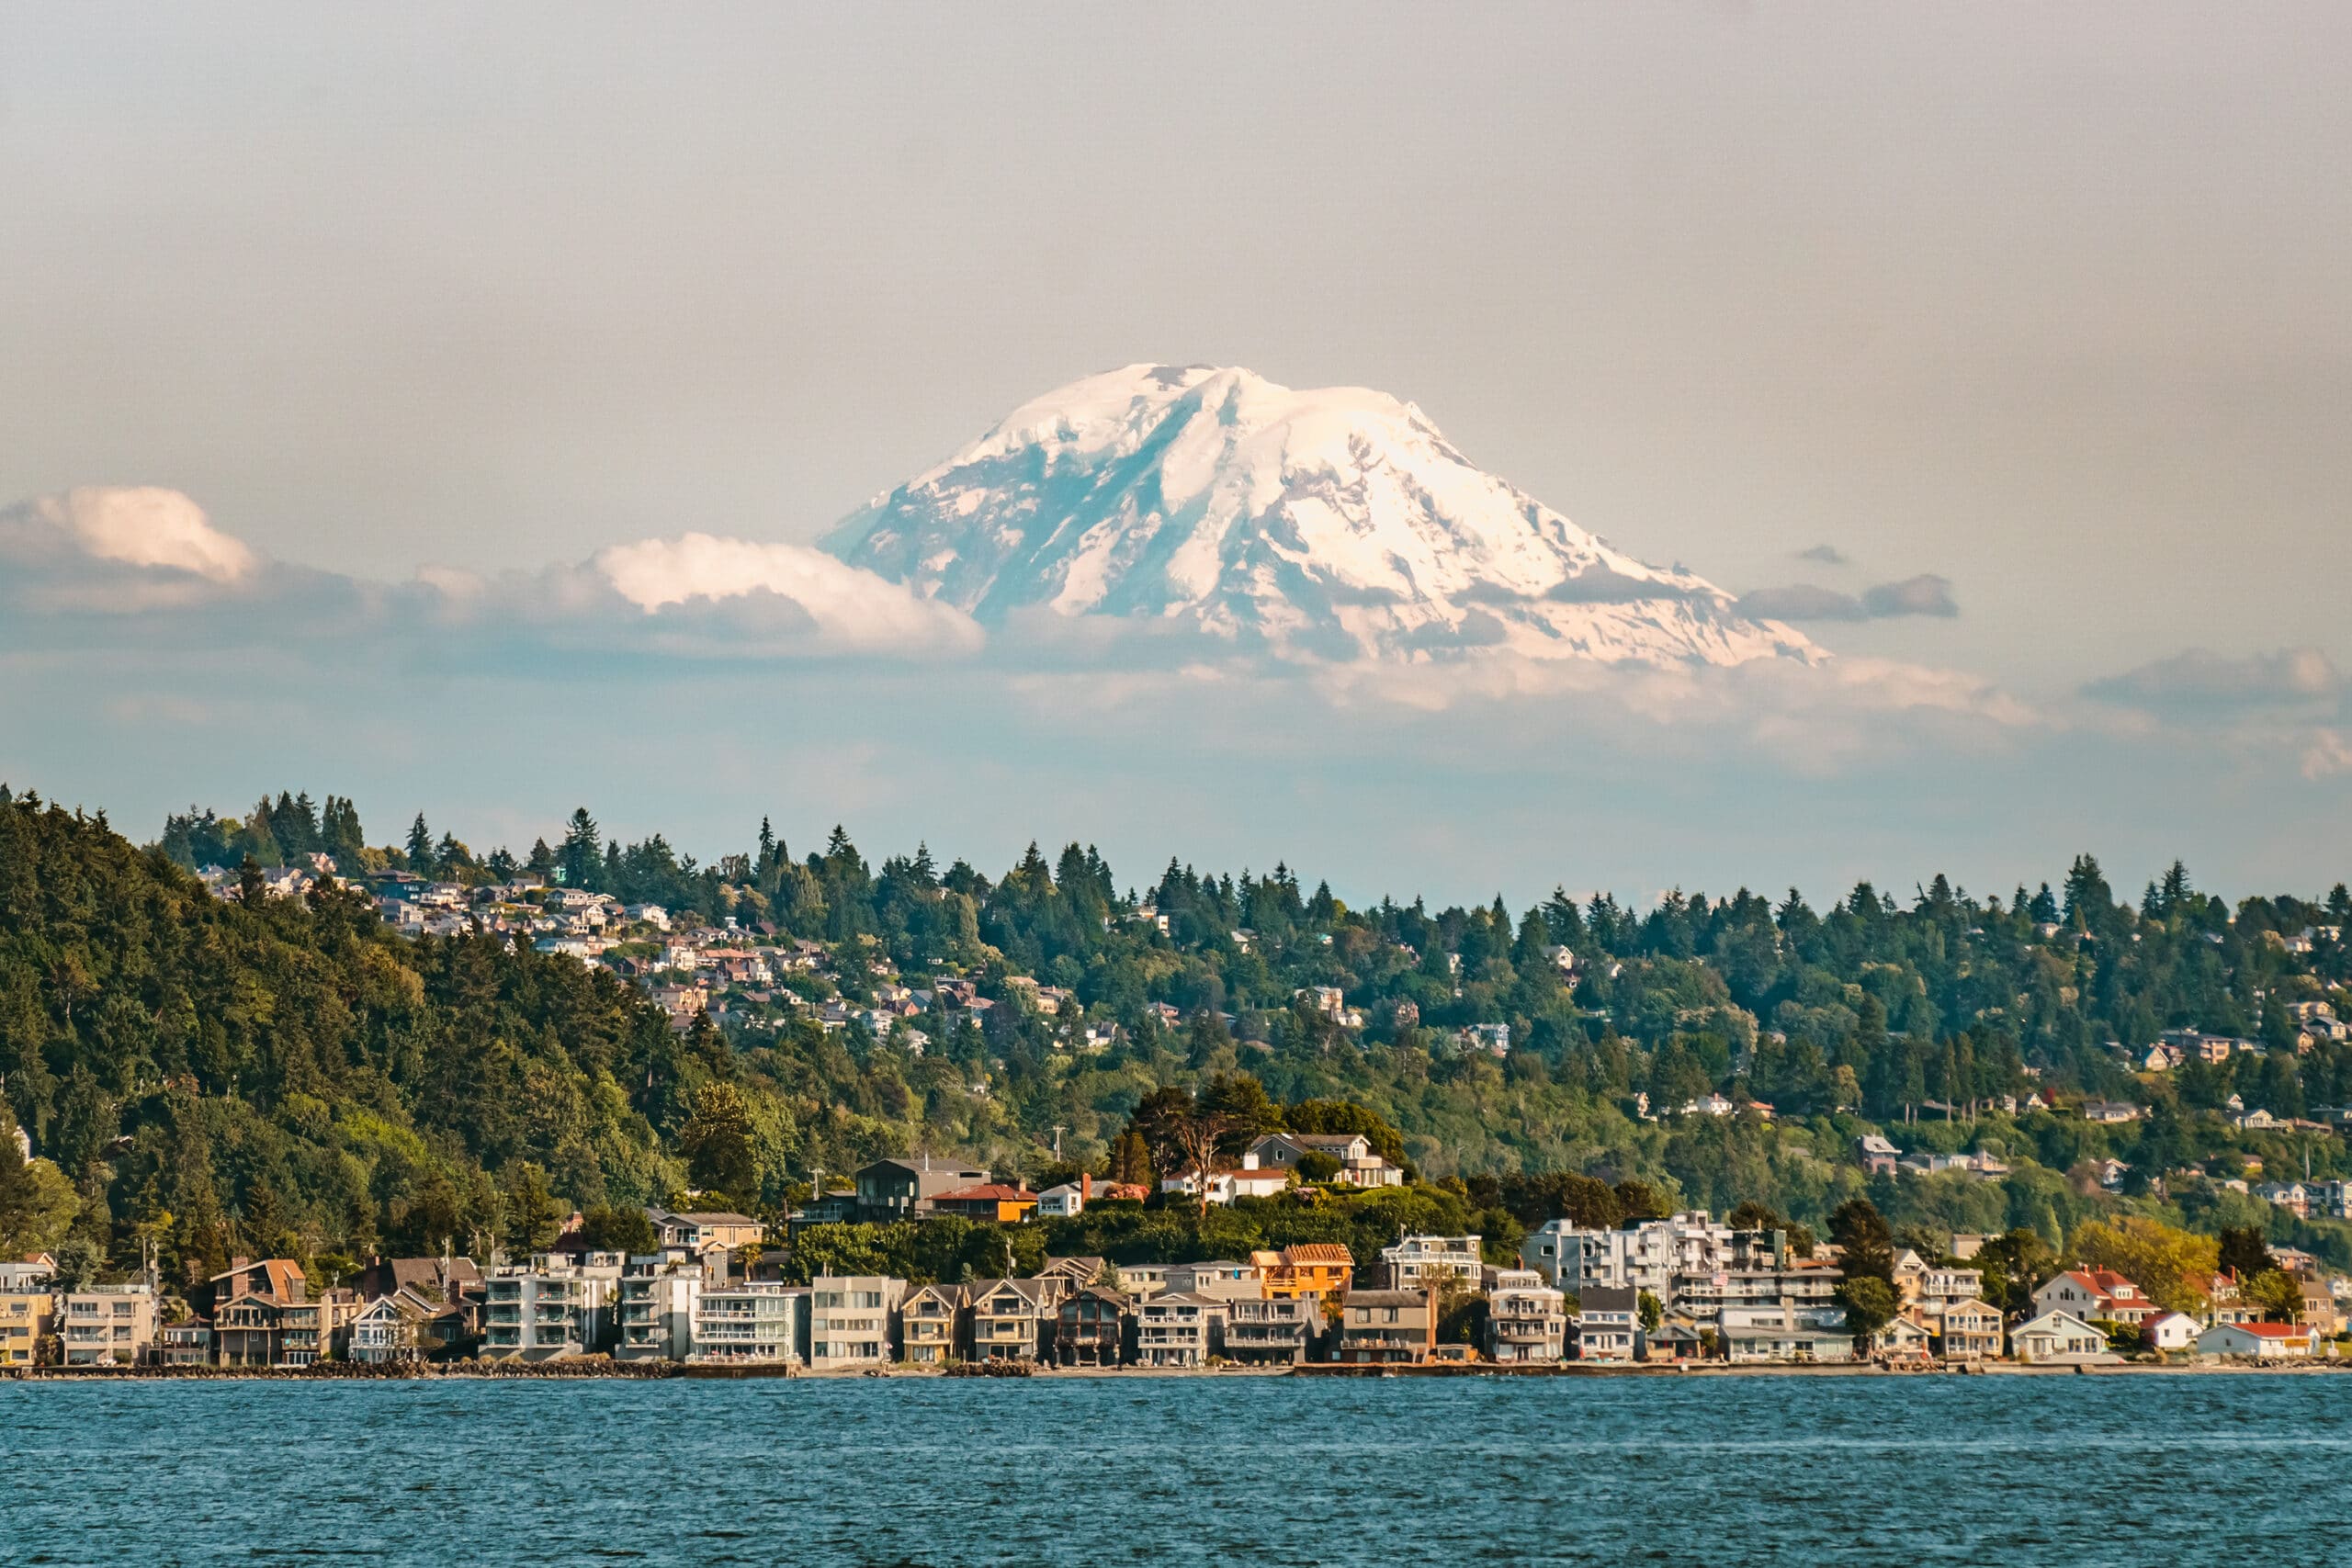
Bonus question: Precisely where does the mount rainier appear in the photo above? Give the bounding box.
[824,364,1816,667]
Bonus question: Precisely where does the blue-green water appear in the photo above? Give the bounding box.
[4,1373,2347,1565]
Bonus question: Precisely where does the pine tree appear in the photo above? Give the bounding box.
[558,808,600,889]
[405,813,434,869]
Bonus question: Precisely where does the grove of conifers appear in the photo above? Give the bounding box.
[5,784,2352,1295]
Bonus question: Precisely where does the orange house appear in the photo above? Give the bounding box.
[931,1183,1040,1224]
[1256,1243,1355,1302]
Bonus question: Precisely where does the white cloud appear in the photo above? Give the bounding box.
[47,487,258,581]
[592,533,979,657]
[0,486,263,612]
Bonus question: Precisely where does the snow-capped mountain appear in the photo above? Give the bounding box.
[825,364,1816,667]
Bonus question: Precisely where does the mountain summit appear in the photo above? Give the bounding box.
[825,364,1815,666]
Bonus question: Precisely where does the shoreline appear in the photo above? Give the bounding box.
[6,1358,2344,1383]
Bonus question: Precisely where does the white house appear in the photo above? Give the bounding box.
[2009,1310,2113,1362]
[2197,1322,2314,1359]
[2143,1311,2200,1352]
[1036,1181,1086,1219]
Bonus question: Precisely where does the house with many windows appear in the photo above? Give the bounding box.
[900,1283,965,1365]
[961,1278,1049,1363]
[1335,1288,1434,1364]
[1136,1292,1227,1367]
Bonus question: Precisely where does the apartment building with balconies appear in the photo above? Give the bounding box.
[1484,1267,1566,1362]
[691,1282,808,1364]
[1136,1291,1227,1366]
[1221,1294,1317,1364]
[618,1260,705,1361]
[0,1290,52,1368]
[808,1275,903,1369]
[481,1253,625,1360]
[61,1284,154,1367]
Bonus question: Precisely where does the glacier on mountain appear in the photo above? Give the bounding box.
[824,364,1817,668]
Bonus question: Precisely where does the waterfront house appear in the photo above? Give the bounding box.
[1718,1303,1854,1363]
[1933,1298,2005,1362]
[1136,1291,1227,1367]
[2009,1310,2111,1361]
[2197,1322,2313,1359]
[158,1320,213,1367]
[1574,1284,1642,1361]
[2144,1311,2201,1353]
[1046,1285,1133,1366]
[962,1278,1050,1362]
[1874,1312,1935,1361]
[1336,1288,1435,1364]
[347,1291,441,1364]
[899,1283,965,1365]
[1221,1295,1318,1365]
[691,1282,808,1363]
[808,1275,904,1368]
[213,1292,286,1367]
[2031,1269,2154,1325]
[1484,1269,1566,1363]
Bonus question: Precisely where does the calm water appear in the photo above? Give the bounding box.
[4,1373,2347,1565]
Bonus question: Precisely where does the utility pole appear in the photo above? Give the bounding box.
[1050,1124,1066,1160]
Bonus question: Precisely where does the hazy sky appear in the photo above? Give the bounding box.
[4,5,2347,903]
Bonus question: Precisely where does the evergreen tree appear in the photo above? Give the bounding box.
[558,808,600,889]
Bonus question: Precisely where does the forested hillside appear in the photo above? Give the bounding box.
[6,784,2352,1292]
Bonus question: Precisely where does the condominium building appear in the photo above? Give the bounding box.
[617,1262,705,1361]
[808,1275,903,1369]
[691,1282,808,1364]
[61,1284,154,1367]
[1520,1213,1784,1304]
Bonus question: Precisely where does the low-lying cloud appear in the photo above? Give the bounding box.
[2083,646,2340,713]
[1736,573,1959,623]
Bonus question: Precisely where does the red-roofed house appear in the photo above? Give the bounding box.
[2031,1268,2157,1325]
[930,1184,1039,1224]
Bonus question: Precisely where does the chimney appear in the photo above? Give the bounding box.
[1080,1171,1092,1203]
[230,1255,251,1275]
